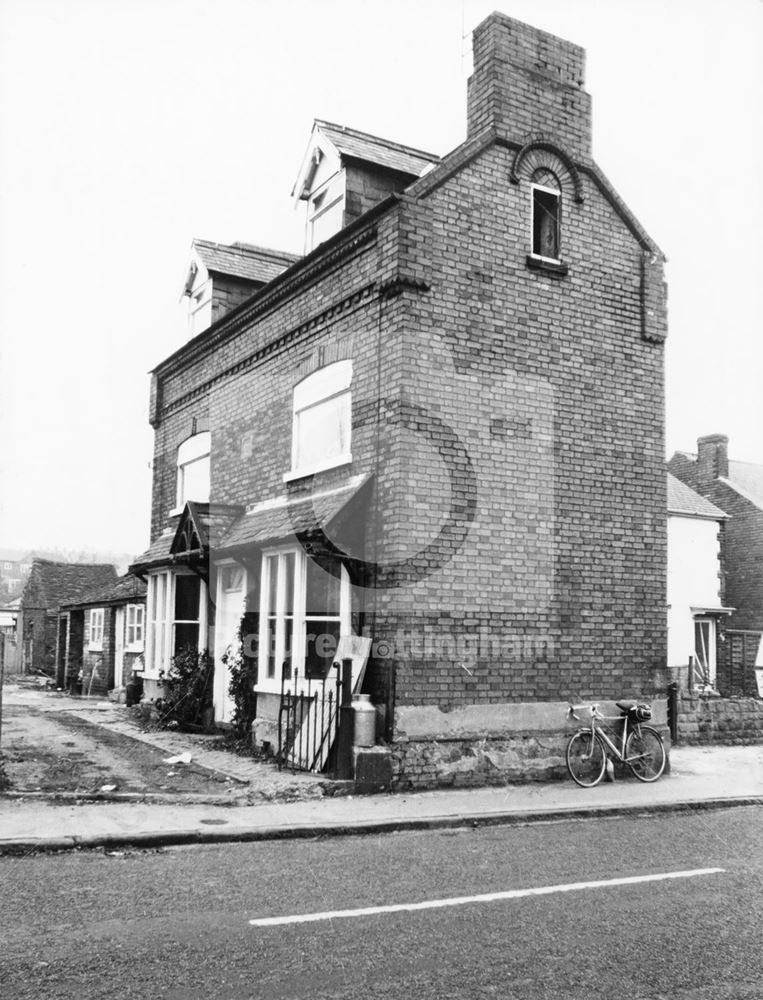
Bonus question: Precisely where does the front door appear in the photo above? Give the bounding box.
[114,606,125,689]
[214,565,246,724]
[693,617,717,689]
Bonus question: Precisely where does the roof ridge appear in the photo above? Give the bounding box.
[315,119,440,162]
[194,238,299,261]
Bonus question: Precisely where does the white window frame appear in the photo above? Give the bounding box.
[257,545,351,694]
[529,182,561,264]
[125,603,145,651]
[306,170,346,252]
[144,570,207,678]
[284,360,353,482]
[88,608,104,651]
[173,432,211,513]
[189,278,212,337]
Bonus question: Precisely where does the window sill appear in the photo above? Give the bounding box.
[125,643,145,654]
[254,682,282,696]
[282,454,352,483]
[88,644,103,653]
[526,254,568,277]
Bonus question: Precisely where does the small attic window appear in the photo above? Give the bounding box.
[530,169,561,263]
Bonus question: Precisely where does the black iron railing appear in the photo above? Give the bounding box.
[277,659,352,775]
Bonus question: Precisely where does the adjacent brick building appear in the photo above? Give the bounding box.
[17,560,118,675]
[669,435,763,695]
[132,13,669,786]
[57,575,147,695]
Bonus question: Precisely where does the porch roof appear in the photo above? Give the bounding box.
[216,474,371,554]
[129,503,244,574]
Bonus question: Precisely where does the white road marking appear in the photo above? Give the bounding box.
[249,867,726,927]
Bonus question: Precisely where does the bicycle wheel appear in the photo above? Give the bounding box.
[625,725,666,782]
[566,730,607,787]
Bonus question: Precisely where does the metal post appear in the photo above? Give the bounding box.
[334,657,354,780]
[667,681,679,745]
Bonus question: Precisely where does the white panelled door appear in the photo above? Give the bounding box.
[214,564,246,724]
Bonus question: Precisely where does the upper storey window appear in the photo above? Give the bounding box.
[530,168,561,262]
[307,172,345,252]
[176,432,211,509]
[285,361,352,481]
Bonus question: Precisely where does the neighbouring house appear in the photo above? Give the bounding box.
[0,595,21,675]
[131,12,668,787]
[17,560,118,675]
[669,435,763,695]
[0,549,35,599]
[667,473,731,692]
[57,574,147,696]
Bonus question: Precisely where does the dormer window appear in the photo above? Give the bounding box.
[307,174,346,251]
[175,432,211,510]
[531,169,561,262]
[284,361,352,481]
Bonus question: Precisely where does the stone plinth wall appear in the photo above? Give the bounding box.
[677,694,763,745]
[391,735,569,789]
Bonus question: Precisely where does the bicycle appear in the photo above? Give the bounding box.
[565,701,666,787]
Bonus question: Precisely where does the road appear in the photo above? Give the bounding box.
[1,806,762,999]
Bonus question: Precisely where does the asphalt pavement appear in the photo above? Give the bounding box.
[2,741,762,853]
[2,807,761,999]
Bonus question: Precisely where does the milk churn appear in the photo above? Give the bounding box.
[352,693,376,747]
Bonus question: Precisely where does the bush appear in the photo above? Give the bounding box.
[155,647,215,731]
[223,619,258,745]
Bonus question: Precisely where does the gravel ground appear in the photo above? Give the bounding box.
[0,704,242,798]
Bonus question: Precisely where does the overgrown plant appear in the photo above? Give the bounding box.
[223,616,258,745]
[156,647,215,731]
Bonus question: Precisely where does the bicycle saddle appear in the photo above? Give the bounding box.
[615,700,637,712]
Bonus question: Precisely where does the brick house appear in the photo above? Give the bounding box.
[17,560,118,675]
[666,472,730,691]
[57,574,147,695]
[669,435,763,695]
[132,13,668,786]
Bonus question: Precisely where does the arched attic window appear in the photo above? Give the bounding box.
[176,431,211,509]
[530,168,561,263]
[286,360,353,480]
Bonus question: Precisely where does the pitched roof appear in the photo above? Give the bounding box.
[21,560,118,611]
[724,459,763,510]
[130,503,245,573]
[61,574,147,610]
[314,120,439,177]
[669,451,763,511]
[667,473,727,520]
[193,240,300,284]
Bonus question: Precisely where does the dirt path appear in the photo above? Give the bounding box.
[1,705,240,798]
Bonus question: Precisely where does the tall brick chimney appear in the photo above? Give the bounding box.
[467,13,592,157]
[697,434,729,483]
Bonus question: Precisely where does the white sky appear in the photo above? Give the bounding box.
[0,0,761,557]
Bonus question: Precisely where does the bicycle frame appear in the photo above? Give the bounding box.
[568,704,642,764]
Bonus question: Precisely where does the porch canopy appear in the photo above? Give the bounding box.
[130,474,371,574]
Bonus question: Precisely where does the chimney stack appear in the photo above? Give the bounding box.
[697,434,729,483]
[467,13,592,156]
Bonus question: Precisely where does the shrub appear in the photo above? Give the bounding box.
[223,618,258,745]
[155,647,214,731]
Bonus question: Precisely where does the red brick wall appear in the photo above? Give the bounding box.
[146,14,667,719]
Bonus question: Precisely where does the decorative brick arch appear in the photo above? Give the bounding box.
[509,139,584,204]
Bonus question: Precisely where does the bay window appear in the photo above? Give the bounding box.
[258,547,350,689]
[145,571,207,677]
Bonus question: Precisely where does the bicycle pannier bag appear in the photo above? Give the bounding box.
[629,703,652,723]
